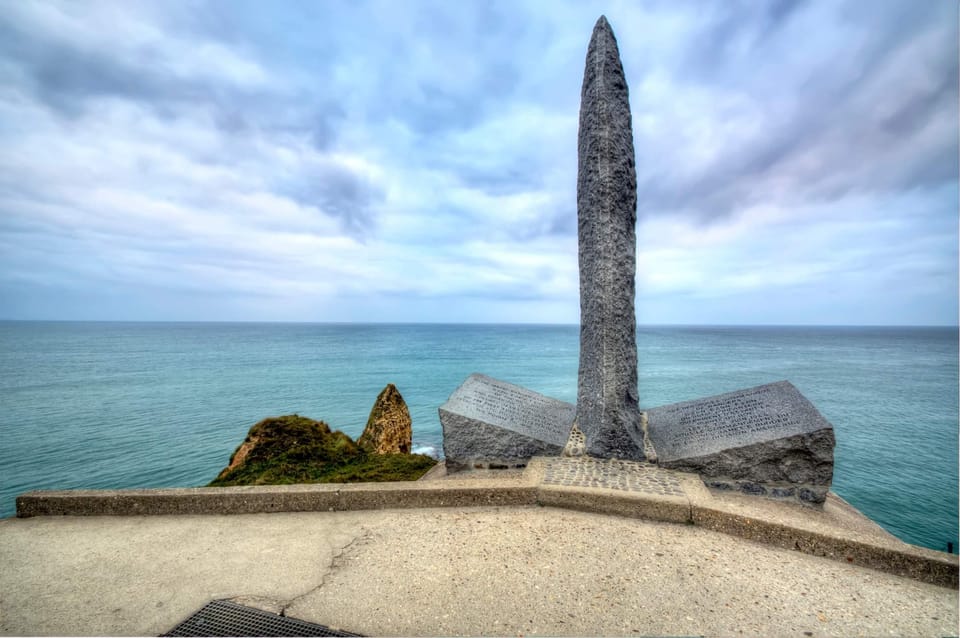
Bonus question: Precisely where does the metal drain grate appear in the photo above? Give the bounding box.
[162,599,362,637]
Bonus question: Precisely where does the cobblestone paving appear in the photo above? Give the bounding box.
[542,457,685,496]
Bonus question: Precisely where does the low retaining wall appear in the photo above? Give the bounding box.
[16,482,537,517]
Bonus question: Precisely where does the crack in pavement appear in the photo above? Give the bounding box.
[279,527,373,617]
[225,527,374,619]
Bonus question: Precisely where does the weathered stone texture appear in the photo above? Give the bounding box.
[440,374,575,471]
[575,16,644,460]
[358,384,412,455]
[645,381,835,503]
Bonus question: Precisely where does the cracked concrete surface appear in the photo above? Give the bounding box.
[0,512,366,636]
[285,507,958,637]
[1,507,956,637]
[282,529,373,618]
[227,529,373,619]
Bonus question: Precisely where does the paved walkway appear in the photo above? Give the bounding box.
[542,457,686,495]
[2,459,957,636]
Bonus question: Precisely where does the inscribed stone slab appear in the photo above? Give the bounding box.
[439,374,575,471]
[645,381,835,503]
[646,381,831,462]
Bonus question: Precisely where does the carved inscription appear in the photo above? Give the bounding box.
[645,381,831,463]
[443,374,574,446]
[669,392,794,446]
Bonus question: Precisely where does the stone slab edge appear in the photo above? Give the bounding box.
[13,458,956,589]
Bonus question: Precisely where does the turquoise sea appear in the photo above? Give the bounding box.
[0,322,956,551]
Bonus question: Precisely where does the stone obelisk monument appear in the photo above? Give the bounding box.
[575,16,644,460]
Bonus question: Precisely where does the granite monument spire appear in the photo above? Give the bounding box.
[575,16,645,460]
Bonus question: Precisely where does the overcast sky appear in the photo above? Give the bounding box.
[0,1,956,325]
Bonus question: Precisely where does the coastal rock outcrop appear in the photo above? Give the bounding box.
[209,412,435,487]
[358,384,412,454]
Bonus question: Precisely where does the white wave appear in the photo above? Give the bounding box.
[412,444,439,459]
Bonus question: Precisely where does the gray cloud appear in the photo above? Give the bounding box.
[0,14,215,118]
[308,104,347,152]
[544,208,577,237]
[282,162,384,237]
[454,164,545,197]
[680,0,808,81]
[635,0,958,223]
[0,4,345,157]
[361,1,530,137]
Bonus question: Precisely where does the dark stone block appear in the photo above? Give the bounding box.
[771,486,797,498]
[740,482,767,496]
[440,374,575,471]
[646,381,835,503]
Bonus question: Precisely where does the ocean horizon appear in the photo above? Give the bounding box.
[1,321,956,552]
[4,319,956,326]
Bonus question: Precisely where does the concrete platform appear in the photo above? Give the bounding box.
[4,458,958,636]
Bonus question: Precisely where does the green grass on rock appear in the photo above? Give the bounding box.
[208,414,436,487]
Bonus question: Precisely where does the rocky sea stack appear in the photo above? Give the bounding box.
[209,385,435,487]
[358,383,412,454]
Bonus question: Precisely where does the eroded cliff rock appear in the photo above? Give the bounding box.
[209,412,434,487]
[358,383,412,454]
